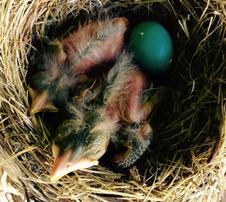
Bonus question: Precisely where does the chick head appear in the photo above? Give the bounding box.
[112,122,153,168]
[29,40,74,114]
[50,111,110,182]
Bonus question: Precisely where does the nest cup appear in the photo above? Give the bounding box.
[0,0,225,201]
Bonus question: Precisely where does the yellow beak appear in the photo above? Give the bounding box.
[29,87,58,114]
[50,149,98,183]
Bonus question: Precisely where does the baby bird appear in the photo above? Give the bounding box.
[29,17,128,114]
[104,53,155,168]
[50,52,156,182]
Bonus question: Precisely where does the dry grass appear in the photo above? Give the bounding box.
[0,0,225,201]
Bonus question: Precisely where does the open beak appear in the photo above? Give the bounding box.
[111,144,132,165]
[50,148,98,183]
[29,87,58,114]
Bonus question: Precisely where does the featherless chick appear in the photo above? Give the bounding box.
[29,17,128,114]
[50,52,157,182]
[104,53,156,168]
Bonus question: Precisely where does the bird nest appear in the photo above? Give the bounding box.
[0,0,225,201]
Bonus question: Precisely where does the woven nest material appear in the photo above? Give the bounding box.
[0,0,225,201]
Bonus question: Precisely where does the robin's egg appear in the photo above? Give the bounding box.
[129,21,173,74]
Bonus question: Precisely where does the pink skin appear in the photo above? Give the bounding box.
[105,69,149,124]
[125,70,149,123]
[123,71,153,143]
[62,17,128,75]
[50,65,152,180]
[104,69,152,165]
[29,18,128,114]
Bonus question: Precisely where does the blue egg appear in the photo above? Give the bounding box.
[129,21,174,74]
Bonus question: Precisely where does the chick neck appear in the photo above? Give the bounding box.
[90,105,119,140]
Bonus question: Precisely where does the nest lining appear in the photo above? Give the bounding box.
[0,0,225,201]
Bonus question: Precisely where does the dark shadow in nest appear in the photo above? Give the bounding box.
[26,0,224,186]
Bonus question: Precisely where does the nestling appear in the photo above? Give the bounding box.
[50,52,156,182]
[29,17,128,114]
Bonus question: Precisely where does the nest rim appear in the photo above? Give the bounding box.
[0,0,225,201]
